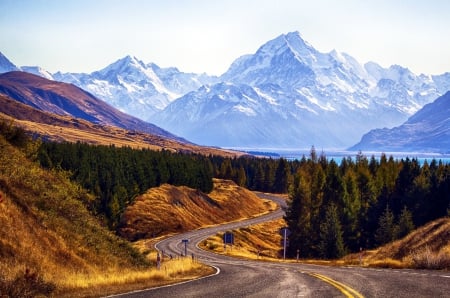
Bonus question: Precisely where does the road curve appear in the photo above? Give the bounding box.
[114,193,450,298]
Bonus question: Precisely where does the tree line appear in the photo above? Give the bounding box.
[283,148,450,259]
[38,142,214,228]
[36,141,450,258]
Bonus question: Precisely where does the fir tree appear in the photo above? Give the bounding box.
[319,203,346,259]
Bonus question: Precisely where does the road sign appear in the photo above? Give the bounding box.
[223,232,234,245]
[280,239,290,247]
[181,239,189,256]
[279,227,290,260]
[279,227,291,237]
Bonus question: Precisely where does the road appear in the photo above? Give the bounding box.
[114,193,450,297]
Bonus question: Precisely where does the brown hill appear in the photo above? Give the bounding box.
[119,179,276,241]
[343,217,450,269]
[0,71,181,139]
[0,93,245,156]
[0,134,150,296]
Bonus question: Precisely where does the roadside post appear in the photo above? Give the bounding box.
[182,239,189,257]
[279,227,291,260]
[223,231,234,252]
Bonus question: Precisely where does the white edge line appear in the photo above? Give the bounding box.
[106,236,221,297]
[105,265,220,297]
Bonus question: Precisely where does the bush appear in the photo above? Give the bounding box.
[0,269,55,298]
[412,246,450,270]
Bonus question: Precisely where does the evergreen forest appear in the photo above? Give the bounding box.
[37,141,450,259]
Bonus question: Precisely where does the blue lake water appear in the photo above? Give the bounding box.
[232,148,450,165]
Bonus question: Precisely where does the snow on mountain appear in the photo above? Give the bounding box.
[0,52,19,73]
[154,31,450,148]
[53,56,218,121]
[350,91,450,153]
[2,31,450,150]
[20,66,54,80]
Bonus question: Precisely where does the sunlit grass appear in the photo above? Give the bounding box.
[54,257,214,297]
[200,218,286,261]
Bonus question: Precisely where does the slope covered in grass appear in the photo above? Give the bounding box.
[119,179,277,241]
[354,217,450,269]
[0,134,159,296]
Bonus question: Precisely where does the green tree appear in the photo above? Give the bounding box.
[397,206,414,239]
[319,203,346,259]
[236,165,247,187]
[273,158,290,193]
[285,172,313,257]
[375,205,398,246]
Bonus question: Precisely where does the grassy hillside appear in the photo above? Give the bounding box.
[343,217,450,269]
[0,94,245,157]
[0,134,149,294]
[0,135,217,297]
[119,179,277,241]
[200,218,286,260]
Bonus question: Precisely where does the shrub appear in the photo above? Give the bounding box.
[411,246,450,270]
[0,268,55,298]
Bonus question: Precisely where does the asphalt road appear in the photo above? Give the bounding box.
[113,193,450,298]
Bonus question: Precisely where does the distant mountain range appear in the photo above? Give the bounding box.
[350,91,450,153]
[153,32,450,148]
[1,31,450,151]
[0,71,245,157]
[0,71,178,139]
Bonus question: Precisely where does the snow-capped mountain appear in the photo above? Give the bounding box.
[20,66,54,80]
[53,56,218,121]
[2,30,450,150]
[350,91,450,153]
[152,31,450,148]
[0,52,19,73]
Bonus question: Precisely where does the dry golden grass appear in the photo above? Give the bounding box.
[342,217,450,269]
[55,257,215,298]
[200,218,286,261]
[0,136,215,297]
[119,179,277,241]
[0,94,246,158]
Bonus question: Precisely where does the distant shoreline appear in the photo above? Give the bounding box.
[229,147,450,164]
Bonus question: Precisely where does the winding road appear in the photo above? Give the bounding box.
[114,193,450,297]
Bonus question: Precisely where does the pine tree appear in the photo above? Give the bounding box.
[397,206,414,239]
[285,172,313,257]
[273,158,290,193]
[375,205,398,245]
[319,203,346,259]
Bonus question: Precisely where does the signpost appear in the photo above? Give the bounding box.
[223,231,234,252]
[279,227,291,260]
[223,232,234,245]
[181,239,189,257]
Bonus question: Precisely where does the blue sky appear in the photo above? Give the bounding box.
[1,0,449,75]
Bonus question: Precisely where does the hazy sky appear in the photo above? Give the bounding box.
[1,0,449,75]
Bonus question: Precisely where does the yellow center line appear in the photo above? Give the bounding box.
[308,272,364,298]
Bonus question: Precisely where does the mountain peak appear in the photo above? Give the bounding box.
[0,51,19,73]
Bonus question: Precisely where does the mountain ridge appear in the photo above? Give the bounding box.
[152,31,450,148]
[350,91,450,153]
[0,71,180,139]
[2,31,450,150]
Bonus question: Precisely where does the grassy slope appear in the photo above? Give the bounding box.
[200,218,286,260]
[119,179,277,241]
[0,94,246,158]
[343,217,450,269]
[0,136,216,297]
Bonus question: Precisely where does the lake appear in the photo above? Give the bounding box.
[231,148,450,165]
